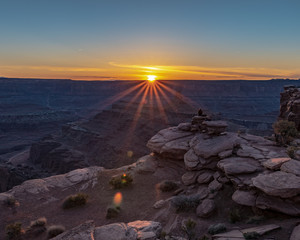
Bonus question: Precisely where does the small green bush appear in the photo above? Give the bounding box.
[273,120,298,145]
[171,194,200,213]
[229,208,242,223]
[106,206,120,219]
[158,180,178,192]
[246,215,265,224]
[3,196,17,207]
[182,219,196,240]
[208,223,226,235]
[30,217,47,228]
[62,193,88,209]
[5,222,23,240]
[109,173,133,189]
[199,235,210,240]
[287,146,298,158]
[243,232,260,240]
[47,225,65,239]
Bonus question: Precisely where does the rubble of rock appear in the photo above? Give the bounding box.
[147,116,300,217]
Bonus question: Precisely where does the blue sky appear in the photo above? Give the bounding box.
[1,0,300,80]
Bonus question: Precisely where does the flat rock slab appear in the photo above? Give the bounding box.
[256,194,300,216]
[147,127,194,159]
[263,157,291,170]
[218,157,262,175]
[281,159,300,176]
[241,224,280,235]
[192,132,240,159]
[252,171,300,198]
[213,230,244,238]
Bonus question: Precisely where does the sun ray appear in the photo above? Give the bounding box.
[152,82,169,124]
[93,81,146,114]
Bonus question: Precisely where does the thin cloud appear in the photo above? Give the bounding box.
[109,62,300,79]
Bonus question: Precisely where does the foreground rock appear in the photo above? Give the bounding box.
[147,117,300,217]
[252,171,300,198]
[53,220,162,240]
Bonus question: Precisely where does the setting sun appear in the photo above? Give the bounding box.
[147,75,156,81]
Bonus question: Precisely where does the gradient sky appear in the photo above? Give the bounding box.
[1,0,300,80]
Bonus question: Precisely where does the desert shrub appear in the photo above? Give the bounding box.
[199,235,210,240]
[30,217,47,228]
[5,222,23,240]
[243,232,260,239]
[62,193,88,209]
[182,219,196,240]
[229,208,242,223]
[3,196,17,207]
[109,173,133,189]
[208,223,226,235]
[47,225,65,239]
[106,206,120,219]
[159,231,167,240]
[246,215,265,224]
[287,146,298,158]
[171,194,200,213]
[273,120,298,145]
[158,180,178,192]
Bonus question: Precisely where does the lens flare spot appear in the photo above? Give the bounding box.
[113,192,123,207]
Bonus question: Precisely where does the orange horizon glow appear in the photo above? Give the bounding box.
[1,62,299,81]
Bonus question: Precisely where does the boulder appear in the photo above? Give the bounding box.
[232,190,257,207]
[218,157,262,175]
[181,171,199,185]
[197,186,209,199]
[135,155,158,173]
[208,180,222,192]
[184,149,201,169]
[94,223,137,240]
[281,159,300,176]
[196,199,215,217]
[252,171,300,198]
[262,157,291,170]
[127,221,162,237]
[290,225,300,240]
[197,171,214,184]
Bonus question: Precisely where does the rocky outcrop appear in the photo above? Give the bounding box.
[279,85,300,130]
[0,167,103,200]
[147,116,300,216]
